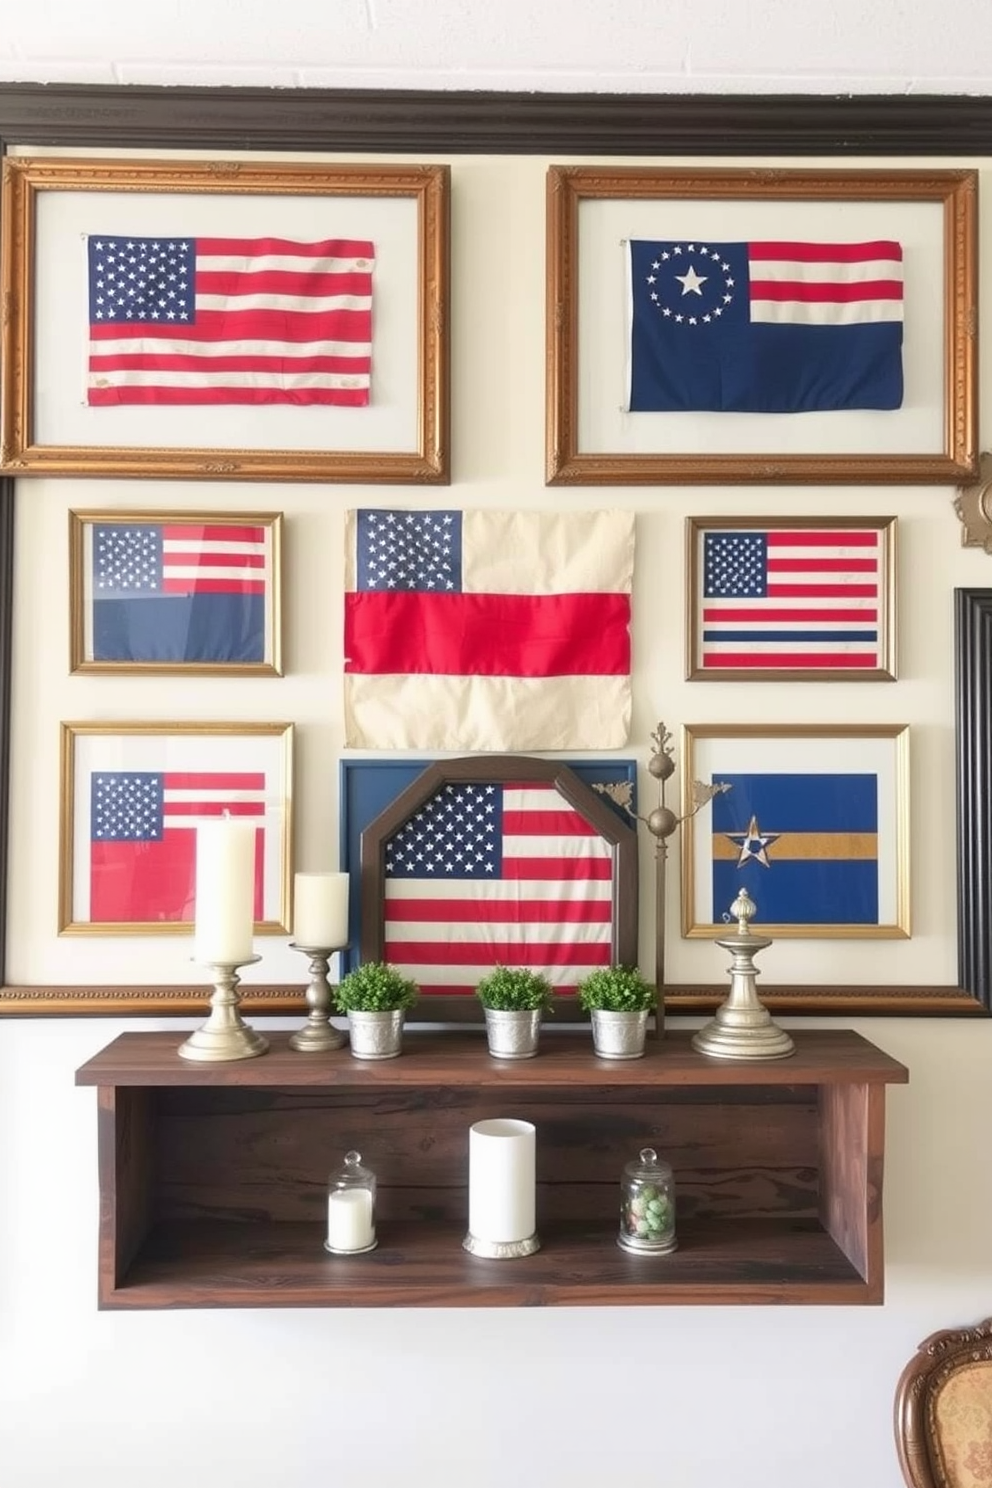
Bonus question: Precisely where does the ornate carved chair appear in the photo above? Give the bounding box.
[895,1318,992,1488]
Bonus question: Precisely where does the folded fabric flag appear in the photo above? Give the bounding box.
[343,508,634,749]
[628,238,903,413]
[87,234,373,406]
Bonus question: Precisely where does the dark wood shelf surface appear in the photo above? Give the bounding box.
[75,1027,909,1090]
[108,1217,868,1309]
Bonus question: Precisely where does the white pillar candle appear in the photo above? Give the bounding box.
[193,818,256,964]
[293,872,350,947]
[327,1189,374,1252]
[468,1118,536,1243]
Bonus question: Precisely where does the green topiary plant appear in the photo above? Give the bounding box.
[475,965,555,1013]
[333,961,420,1013]
[576,966,655,1013]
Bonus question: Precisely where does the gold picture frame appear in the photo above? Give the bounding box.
[685,515,896,682]
[681,722,911,940]
[59,720,293,936]
[69,509,282,675]
[546,165,977,485]
[0,156,449,483]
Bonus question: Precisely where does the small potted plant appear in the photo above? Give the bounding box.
[576,966,655,1060]
[333,961,419,1060]
[475,965,555,1059]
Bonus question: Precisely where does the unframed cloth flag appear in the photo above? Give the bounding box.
[91,522,267,664]
[87,235,374,406]
[343,508,634,750]
[382,780,614,995]
[710,772,879,926]
[628,238,904,413]
[701,526,881,670]
[89,770,265,924]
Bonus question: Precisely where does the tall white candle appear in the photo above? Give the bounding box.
[327,1189,375,1252]
[468,1119,536,1243]
[194,818,256,964]
[293,872,350,947]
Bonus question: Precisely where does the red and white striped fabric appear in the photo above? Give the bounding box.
[87,234,374,406]
[161,524,267,595]
[747,241,903,326]
[382,781,614,995]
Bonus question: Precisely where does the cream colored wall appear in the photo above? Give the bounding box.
[2,149,992,1488]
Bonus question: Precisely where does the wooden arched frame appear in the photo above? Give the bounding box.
[358,754,638,1024]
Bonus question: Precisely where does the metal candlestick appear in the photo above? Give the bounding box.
[178,954,269,1063]
[289,943,348,1053]
[691,890,794,1061]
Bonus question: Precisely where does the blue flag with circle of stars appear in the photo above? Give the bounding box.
[627,238,904,413]
[710,772,879,926]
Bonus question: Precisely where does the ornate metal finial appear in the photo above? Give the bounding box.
[954,451,992,551]
[728,887,757,934]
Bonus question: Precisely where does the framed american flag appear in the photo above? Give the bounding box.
[340,754,638,1023]
[0,156,449,483]
[685,515,896,682]
[59,721,293,936]
[69,509,282,675]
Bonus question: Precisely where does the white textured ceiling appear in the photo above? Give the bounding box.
[1,0,991,93]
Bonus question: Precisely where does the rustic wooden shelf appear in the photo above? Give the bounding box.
[75,1028,908,1309]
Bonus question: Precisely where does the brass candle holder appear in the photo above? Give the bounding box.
[289,943,348,1053]
[178,954,269,1063]
[691,889,794,1061]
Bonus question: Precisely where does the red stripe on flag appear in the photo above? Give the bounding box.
[766,558,878,573]
[91,353,370,375]
[765,583,878,598]
[344,592,630,678]
[165,801,265,817]
[164,772,265,789]
[750,279,903,303]
[197,236,374,258]
[502,810,600,836]
[748,241,902,263]
[704,606,878,622]
[500,857,612,881]
[382,940,611,968]
[162,527,264,546]
[164,552,265,569]
[88,386,369,407]
[766,531,879,546]
[703,652,880,669]
[90,308,372,344]
[384,898,612,924]
[198,269,372,296]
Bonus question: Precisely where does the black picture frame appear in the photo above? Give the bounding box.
[1,84,991,1014]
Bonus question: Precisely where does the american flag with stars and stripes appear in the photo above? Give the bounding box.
[381,780,614,995]
[87,235,373,407]
[700,526,883,672]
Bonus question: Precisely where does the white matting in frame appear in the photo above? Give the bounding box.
[59,721,293,936]
[1,157,449,482]
[546,166,977,485]
[680,723,910,939]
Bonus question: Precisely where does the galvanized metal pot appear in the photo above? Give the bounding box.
[590,1008,648,1060]
[346,1009,406,1060]
[484,1008,542,1060]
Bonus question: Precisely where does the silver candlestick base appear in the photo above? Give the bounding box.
[288,943,348,1053]
[691,889,794,1062]
[178,954,269,1063]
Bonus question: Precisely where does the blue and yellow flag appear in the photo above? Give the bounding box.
[710,772,878,926]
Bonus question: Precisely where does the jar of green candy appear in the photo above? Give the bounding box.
[618,1147,677,1254]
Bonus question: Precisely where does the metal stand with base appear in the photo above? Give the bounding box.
[178,954,269,1063]
[691,889,794,1062]
[288,943,348,1053]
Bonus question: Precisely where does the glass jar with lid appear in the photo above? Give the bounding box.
[325,1150,378,1255]
[618,1147,677,1254]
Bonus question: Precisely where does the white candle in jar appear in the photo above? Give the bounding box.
[193,818,256,964]
[468,1118,536,1243]
[327,1189,375,1251]
[293,872,350,948]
